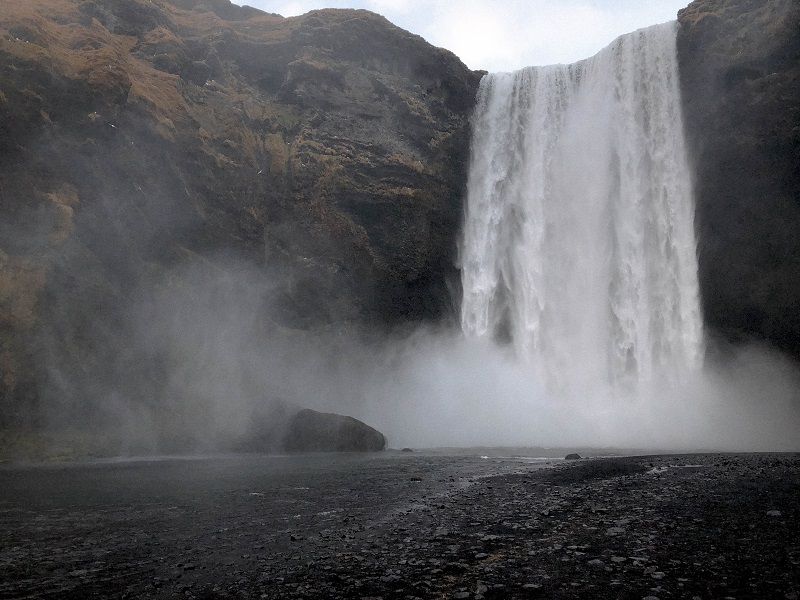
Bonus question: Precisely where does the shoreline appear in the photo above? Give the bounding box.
[1,452,797,598]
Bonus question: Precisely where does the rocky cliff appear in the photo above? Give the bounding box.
[1,0,799,453]
[0,0,480,439]
[677,0,800,357]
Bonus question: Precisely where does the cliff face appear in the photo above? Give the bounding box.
[0,0,481,432]
[2,0,799,446]
[677,0,800,356]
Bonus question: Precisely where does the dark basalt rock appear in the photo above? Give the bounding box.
[677,0,800,358]
[282,409,386,452]
[0,0,480,435]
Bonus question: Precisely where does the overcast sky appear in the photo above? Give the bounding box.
[236,0,690,72]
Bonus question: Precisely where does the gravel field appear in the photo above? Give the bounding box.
[0,451,798,599]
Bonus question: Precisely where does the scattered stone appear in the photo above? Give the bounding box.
[3,452,798,600]
[611,556,627,563]
[522,583,541,590]
[766,510,782,517]
[588,559,605,568]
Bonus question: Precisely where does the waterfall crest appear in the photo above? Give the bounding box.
[460,22,703,395]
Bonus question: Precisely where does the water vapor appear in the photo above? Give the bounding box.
[48,255,798,455]
[355,332,800,452]
[22,19,800,459]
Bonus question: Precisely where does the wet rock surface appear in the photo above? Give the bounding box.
[0,452,797,599]
[0,0,480,430]
[678,0,800,357]
[282,409,386,452]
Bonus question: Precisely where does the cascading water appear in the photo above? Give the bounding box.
[460,22,703,398]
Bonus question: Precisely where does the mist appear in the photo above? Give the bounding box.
[8,7,797,460]
[82,255,800,455]
[355,330,800,452]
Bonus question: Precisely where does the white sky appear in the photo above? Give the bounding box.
[235,0,689,72]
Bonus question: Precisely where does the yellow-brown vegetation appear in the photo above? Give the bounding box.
[0,0,480,440]
[0,254,46,330]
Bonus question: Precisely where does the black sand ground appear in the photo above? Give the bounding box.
[0,452,798,599]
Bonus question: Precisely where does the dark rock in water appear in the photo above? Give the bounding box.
[282,409,386,452]
[564,453,582,460]
[401,447,414,452]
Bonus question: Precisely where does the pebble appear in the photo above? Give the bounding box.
[587,559,606,569]
[611,556,627,563]
[3,453,797,600]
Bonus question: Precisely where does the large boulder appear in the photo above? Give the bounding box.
[282,409,386,452]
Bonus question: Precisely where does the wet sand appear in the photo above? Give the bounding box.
[0,451,798,599]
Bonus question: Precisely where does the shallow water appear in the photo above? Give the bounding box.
[0,446,657,513]
[0,450,559,598]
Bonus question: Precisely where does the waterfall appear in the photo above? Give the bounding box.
[460,22,703,397]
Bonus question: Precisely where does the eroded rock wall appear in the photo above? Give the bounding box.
[677,0,800,356]
[0,0,480,434]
